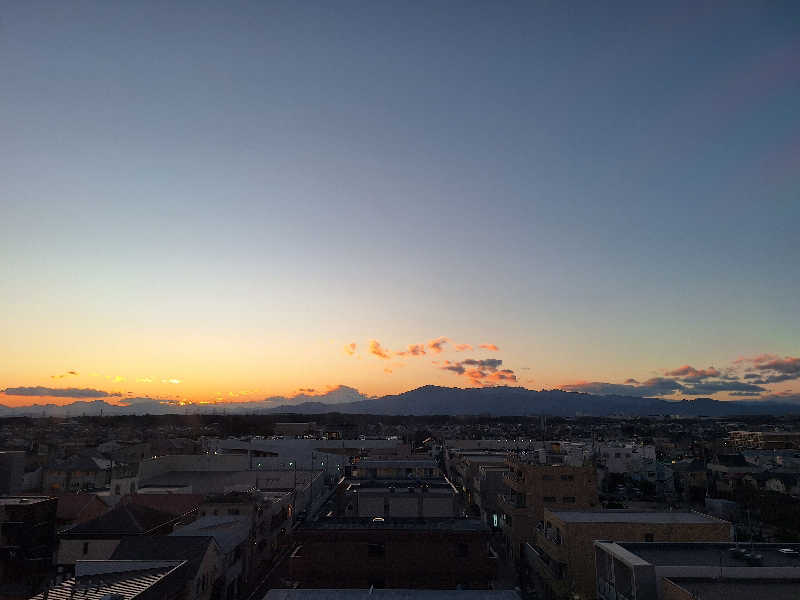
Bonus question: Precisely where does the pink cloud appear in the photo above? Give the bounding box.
[479,343,499,351]
[664,365,720,381]
[368,340,391,359]
[427,337,449,354]
[395,343,426,357]
[343,342,357,356]
[454,343,473,352]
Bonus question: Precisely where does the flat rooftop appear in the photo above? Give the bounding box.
[266,591,520,600]
[616,542,800,568]
[299,518,489,532]
[667,578,800,600]
[549,510,726,524]
[355,460,438,468]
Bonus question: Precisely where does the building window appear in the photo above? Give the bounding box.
[543,496,556,503]
[455,542,469,557]
[560,475,574,481]
[542,475,554,481]
[644,533,654,542]
[368,543,385,557]
[562,496,576,503]
[82,542,89,555]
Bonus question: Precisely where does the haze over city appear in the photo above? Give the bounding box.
[2,2,798,408]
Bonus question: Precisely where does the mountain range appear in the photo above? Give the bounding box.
[2,385,800,417]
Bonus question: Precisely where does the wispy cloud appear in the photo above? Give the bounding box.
[344,342,357,356]
[51,370,78,379]
[162,378,181,384]
[664,365,721,382]
[395,344,426,357]
[479,343,499,351]
[368,340,391,359]
[1,386,122,398]
[136,377,153,383]
[427,337,449,354]
[454,343,473,352]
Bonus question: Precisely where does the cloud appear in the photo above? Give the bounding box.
[1,386,122,398]
[680,380,767,395]
[454,344,473,352]
[369,340,391,359]
[755,356,800,376]
[119,396,175,406]
[384,368,393,374]
[395,344,426,357]
[438,357,516,386]
[51,370,79,379]
[562,378,684,398]
[479,344,500,351]
[665,365,721,382]
[161,378,181,384]
[427,337,449,354]
[624,378,639,384]
[136,377,153,383]
[735,353,779,365]
[756,392,800,404]
[344,342,357,356]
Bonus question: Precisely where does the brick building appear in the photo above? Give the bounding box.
[528,510,732,599]
[289,518,496,589]
[499,456,598,558]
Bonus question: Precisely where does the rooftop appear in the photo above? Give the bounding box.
[549,510,726,524]
[265,591,520,600]
[29,560,187,600]
[300,517,488,532]
[612,542,800,568]
[666,578,800,600]
[0,496,54,505]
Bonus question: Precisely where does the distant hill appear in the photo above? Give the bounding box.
[2,385,799,417]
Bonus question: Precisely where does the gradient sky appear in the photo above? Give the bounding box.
[1,1,799,407]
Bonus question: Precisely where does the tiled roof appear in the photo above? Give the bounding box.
[63,503,176,536]
[111,536,216,579]
[123,493,203,517]
[56,494,109,524]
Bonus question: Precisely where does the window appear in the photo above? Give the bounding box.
[543,496,556,502]
[562,496,576,503]
[542,475,554,481]
[82,542,89,555]
[455,542,469,557]
[614,452,621,458]
[228,508,240,515]
[368,543,385,557]
[644,533,654,542]
[560,474,574,481]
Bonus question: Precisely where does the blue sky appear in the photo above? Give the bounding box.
[1,1,798,404]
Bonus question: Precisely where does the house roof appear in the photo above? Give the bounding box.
[56,494,109,524]
[63,503,176,537]
[29,561,188,600]
[170,516,251,553]
[548,510,726,524]
[111,536,216,581]
[122,494,203,517]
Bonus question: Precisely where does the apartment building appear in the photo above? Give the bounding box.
[595,541,800,600]
[527,510,732,599]
[499,455,598,558]
[0,496,57,598]
[289,518,496,589]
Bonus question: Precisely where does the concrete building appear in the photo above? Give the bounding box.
[289,518,497,589]
[351,459,440,480]
[527,510,732,599]
[594,541,800,600]
[597,445,656,475]
[499,455,599,558]
[339,480,457,519]
[0,496,57,598]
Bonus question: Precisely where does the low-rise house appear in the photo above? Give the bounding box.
[111,535,223,600]
[57,502,180,567]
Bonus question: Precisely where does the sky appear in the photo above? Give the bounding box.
[1,1,799,407]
